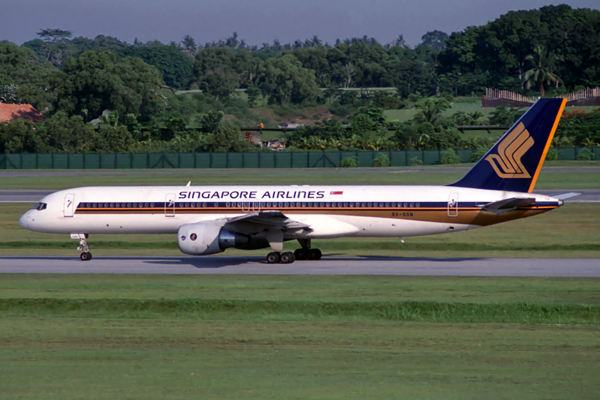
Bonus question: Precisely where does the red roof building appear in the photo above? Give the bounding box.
[0,103,44,123]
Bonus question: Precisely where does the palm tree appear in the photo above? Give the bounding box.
[522,45,563,97]
[414,106,444,128]
[181,35,196,57]
[226,32,239,48]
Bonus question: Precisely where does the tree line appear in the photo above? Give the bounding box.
[0,4,599,154]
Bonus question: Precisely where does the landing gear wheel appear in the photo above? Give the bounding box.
[74,234,91,262]
[266,252,281,264]
[307,248,322,260]
[280,252,295,264]
[294,248,308,260]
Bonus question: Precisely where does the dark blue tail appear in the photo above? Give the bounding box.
[450,98,566,193]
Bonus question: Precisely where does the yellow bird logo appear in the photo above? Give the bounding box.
[485,123,534,179]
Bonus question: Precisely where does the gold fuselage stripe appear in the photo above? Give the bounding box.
[75,205,559,227]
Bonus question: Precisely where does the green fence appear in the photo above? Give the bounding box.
[0,148,598,170]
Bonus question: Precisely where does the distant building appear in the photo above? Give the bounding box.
[0,103,44,123]
[278,123,305,129]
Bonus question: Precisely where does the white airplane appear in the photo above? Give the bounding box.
[20,98,572,263]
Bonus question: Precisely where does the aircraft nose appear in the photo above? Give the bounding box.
[19,210,32,229]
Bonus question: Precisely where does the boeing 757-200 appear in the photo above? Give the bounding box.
[20,98,572,263]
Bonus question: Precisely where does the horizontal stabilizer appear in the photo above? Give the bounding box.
[552,192,581,201]
[482,197,536,214]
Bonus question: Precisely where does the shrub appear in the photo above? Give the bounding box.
[545,149,560,160]
[341,156,359,168]
[373,153,391,167]
[469,146,489,162]
[440,149,461,164]
[410,157,423,166]
[329,102,352,117]
[576,148,595,160]
[372,91,403,109]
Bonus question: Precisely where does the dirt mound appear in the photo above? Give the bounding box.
[0,103,44,123]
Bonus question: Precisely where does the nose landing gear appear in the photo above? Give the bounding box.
[71,233,92,261]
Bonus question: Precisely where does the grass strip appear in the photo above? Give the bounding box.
[1,298,598,325]
[1,165,599,190]
[2,240,600,252]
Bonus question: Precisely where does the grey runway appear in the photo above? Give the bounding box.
[0,256,597,277]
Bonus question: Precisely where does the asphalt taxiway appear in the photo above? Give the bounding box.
[0,256,597,277]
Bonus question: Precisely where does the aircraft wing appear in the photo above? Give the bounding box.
[481,197,537,214]
[223,210,311,235]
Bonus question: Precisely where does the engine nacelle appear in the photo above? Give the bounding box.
[178,221,250,255]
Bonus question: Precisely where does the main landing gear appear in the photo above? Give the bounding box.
[71,233,92,261]
[266,251,295,264]
[265,239,322,264]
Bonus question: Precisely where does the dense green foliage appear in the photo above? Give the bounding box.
[438,5,600,92]
[119,45,194,89]
[1,4,599,154]
[54,51,166,122]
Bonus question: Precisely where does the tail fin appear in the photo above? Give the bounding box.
[450,98,567,193]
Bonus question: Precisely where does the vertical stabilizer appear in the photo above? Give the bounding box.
[450,98,566,192]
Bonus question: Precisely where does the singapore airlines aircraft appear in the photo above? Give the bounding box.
[20,98,571,263]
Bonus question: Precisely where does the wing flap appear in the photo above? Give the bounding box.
[224,210,311,234]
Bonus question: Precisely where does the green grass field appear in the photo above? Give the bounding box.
[1,160,599,189]
[1,275,599,399]
[384,105,599,122]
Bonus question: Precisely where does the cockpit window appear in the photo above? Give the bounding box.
[34,202,47,211]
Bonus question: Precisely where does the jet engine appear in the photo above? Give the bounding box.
[178,221,250,255]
